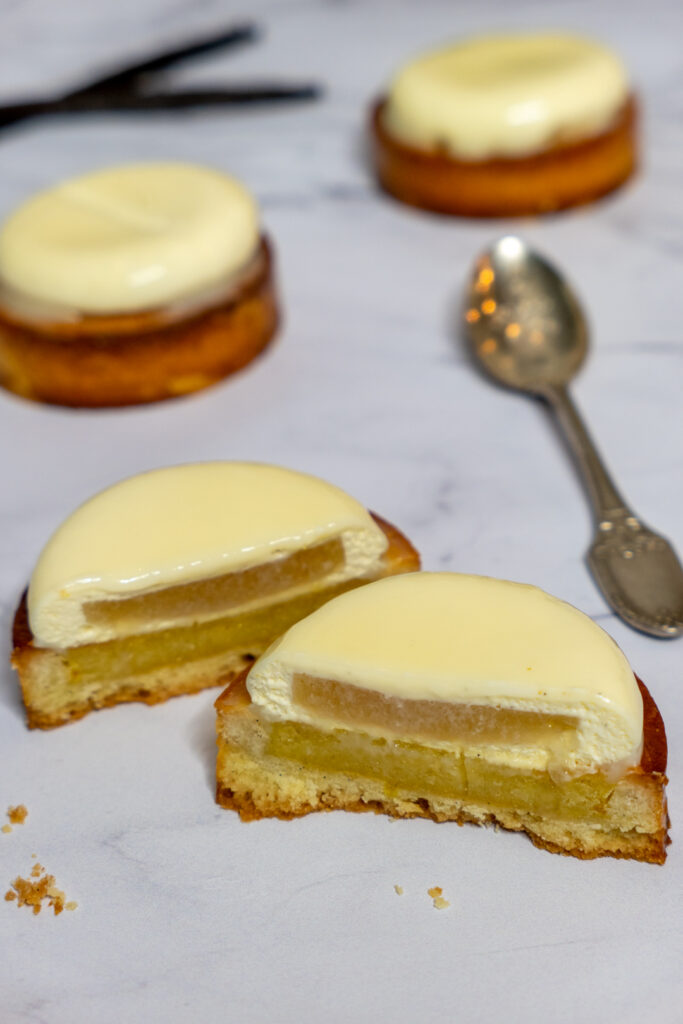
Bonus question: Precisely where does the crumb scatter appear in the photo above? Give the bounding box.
[394,884,404,895]
[5,865,76,916]
[1,825,12,835]
[428,886,450,910]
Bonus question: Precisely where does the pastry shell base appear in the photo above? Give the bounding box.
[0,237,278,408]
[370,97,638,217]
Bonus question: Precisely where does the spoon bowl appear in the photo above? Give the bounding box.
[464,235,587,393]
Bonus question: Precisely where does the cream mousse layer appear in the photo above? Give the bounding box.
[28,463,389,649]
[246,572,644,777]
[383,33,629,160]
[0,163,259,318]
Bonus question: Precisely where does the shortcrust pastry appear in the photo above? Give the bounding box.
[12,462,419,728]
[370,33,637,216]
[215,572,669,863]
[0,163,278,406]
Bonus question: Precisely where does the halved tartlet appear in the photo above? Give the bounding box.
[12,462,419,728]
[216,573,669,863]
[370,33,637,217]
[0,163,278,406]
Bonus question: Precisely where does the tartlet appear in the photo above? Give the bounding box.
[370,33,637,217]
[12,462,419,729]
[216,572,669,863]
[0,163,278,406]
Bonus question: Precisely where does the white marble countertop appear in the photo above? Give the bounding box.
[1,2,682,1021]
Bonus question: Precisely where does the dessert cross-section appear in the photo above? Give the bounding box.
[12,462,419,727]
[216,572,669,863]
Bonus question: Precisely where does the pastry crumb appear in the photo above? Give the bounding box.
[5,866,76,916]
[2,805,28,835]
[7,805,28,826]
[394,884,404,895]
[427,886,450,910]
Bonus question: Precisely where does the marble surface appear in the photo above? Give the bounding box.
[1,1,682,1021]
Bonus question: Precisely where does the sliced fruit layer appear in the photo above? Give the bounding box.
[85,538,345,633]
[293,672,578,755]
[67,580,359,684]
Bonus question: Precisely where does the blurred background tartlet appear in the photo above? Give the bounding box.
[0,162,279,406]
[371,33,637,217]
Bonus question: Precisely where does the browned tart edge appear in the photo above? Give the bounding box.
[370,96,638,217]
[0,236,279,408]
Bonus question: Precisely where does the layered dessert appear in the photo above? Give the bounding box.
[216,572,669,862]
[0,163,278,406]
[12,462,419,728]
[370,33,637,216]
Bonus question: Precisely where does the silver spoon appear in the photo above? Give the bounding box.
[463,235,683,638]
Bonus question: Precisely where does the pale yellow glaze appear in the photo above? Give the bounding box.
[0,163,259,315]
[247,572,644,774]
[28,463,388,649]
[383,33,629,159]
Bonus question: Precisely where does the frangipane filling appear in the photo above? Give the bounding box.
[83,538,345,636]
[258,673,624,820]
[66,582,365,685]
[266,721,616,822]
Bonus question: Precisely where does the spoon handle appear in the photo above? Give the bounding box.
[542,383,683,637]
[541,383,626,521]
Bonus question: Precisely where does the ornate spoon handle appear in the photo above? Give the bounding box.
[541,383,683,638]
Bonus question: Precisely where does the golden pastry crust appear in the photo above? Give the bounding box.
[0,237,278,407]
[370,96,638,217]
[11,513,420,729]
[215,674,669,864]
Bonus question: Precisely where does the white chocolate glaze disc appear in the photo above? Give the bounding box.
[247,572,643,772]
[0,163,260,314]
[28,462,388,649]
[383,33,629,159]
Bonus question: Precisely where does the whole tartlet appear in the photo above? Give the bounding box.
[0,162,279,406]
[370,33,637,217]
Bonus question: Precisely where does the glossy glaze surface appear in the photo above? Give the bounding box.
[383,33,629,158]
[0,163,260,314]
[28,462,388,646]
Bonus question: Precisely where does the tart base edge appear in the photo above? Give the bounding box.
[370,97,638,218]
[0,237,279,408]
